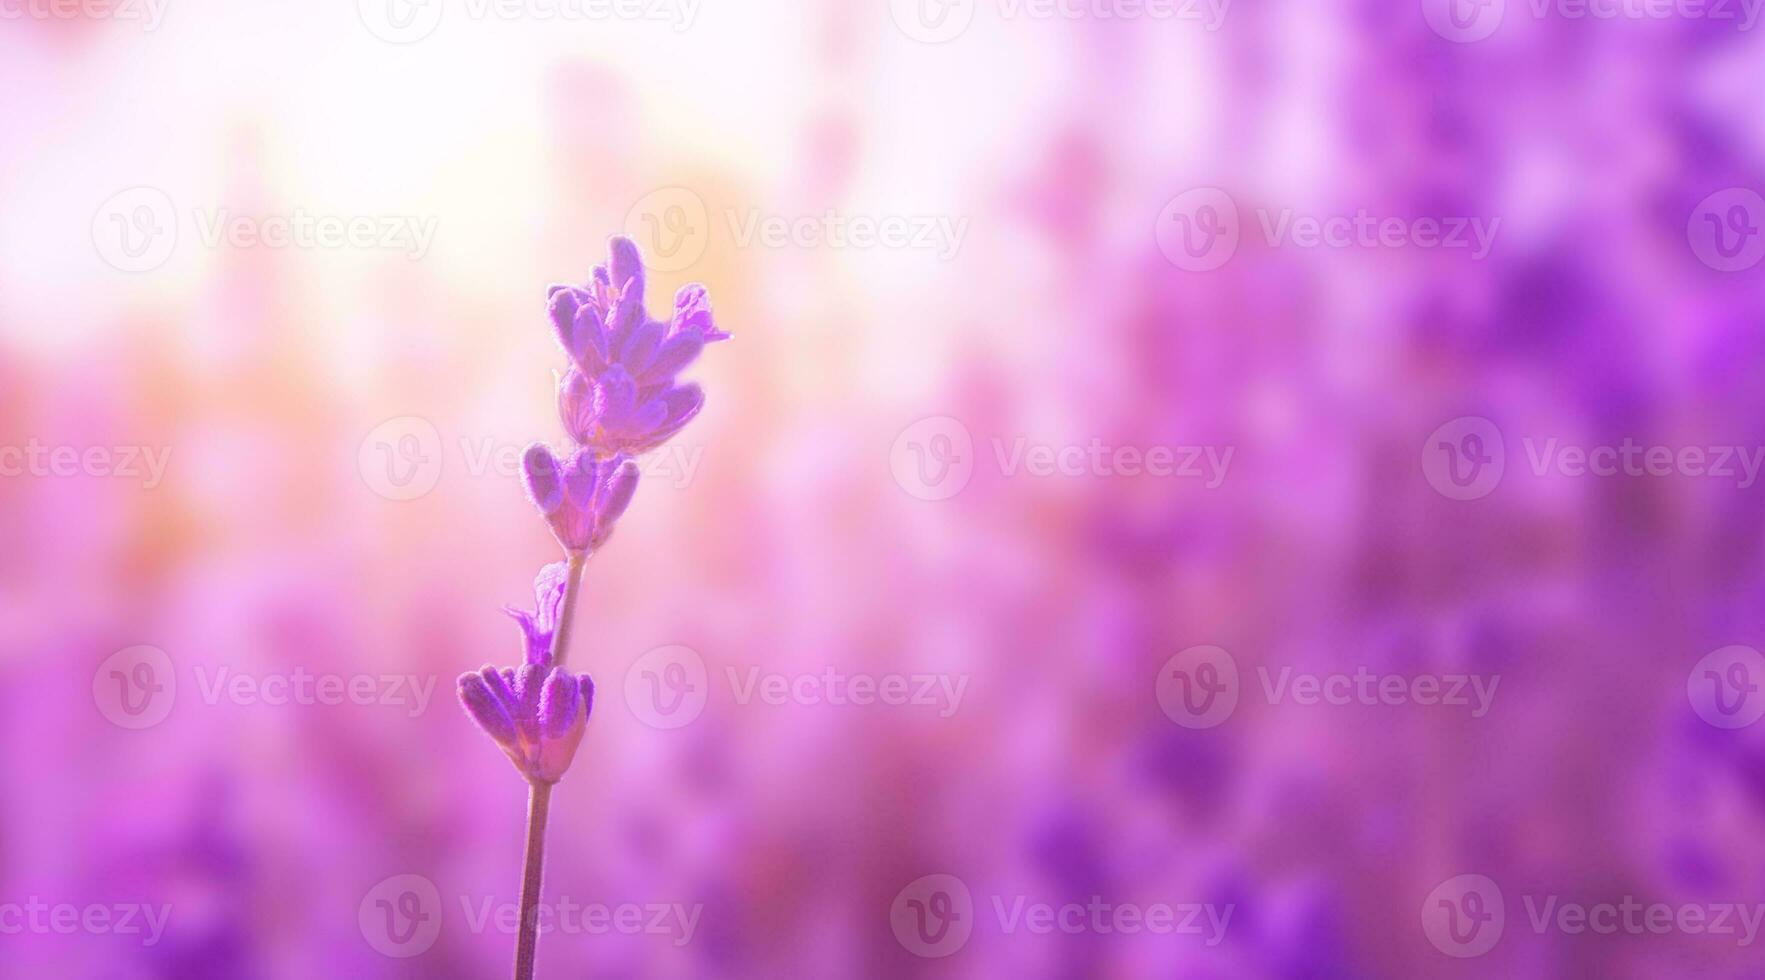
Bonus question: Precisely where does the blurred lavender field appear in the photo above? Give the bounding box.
[4,0,1765,976]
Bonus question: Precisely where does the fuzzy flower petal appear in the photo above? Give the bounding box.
[459,661,595,784]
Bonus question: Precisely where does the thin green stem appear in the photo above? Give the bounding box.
[513,779,553,980]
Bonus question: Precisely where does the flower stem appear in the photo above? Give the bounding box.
[548,552,587,668]
[514,553,583,979]
[513,779,553,980]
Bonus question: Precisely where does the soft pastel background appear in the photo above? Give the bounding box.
[4,0,1765,976]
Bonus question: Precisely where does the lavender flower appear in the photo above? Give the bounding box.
[504,560,568,666]
[557,365,705,455]
[461,235,724,980]
[547,237,728,456]
[520,443,639,555]
[458,662,595,785]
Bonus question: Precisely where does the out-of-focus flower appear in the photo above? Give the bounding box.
[504,561,568,666]
[520,444,639,555]
[458,662,595,784]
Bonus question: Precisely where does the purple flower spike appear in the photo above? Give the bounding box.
[521,444,641,554]
[559,365,705,455]
[504,562,568,666]
[547,238,727,451]
[459,664,595,784]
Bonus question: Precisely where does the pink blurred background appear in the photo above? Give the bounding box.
[5,0,1765,976]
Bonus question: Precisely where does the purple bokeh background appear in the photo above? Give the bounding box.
[4,0,1765,976]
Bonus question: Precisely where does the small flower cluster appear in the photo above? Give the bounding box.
[460,237,727,784]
